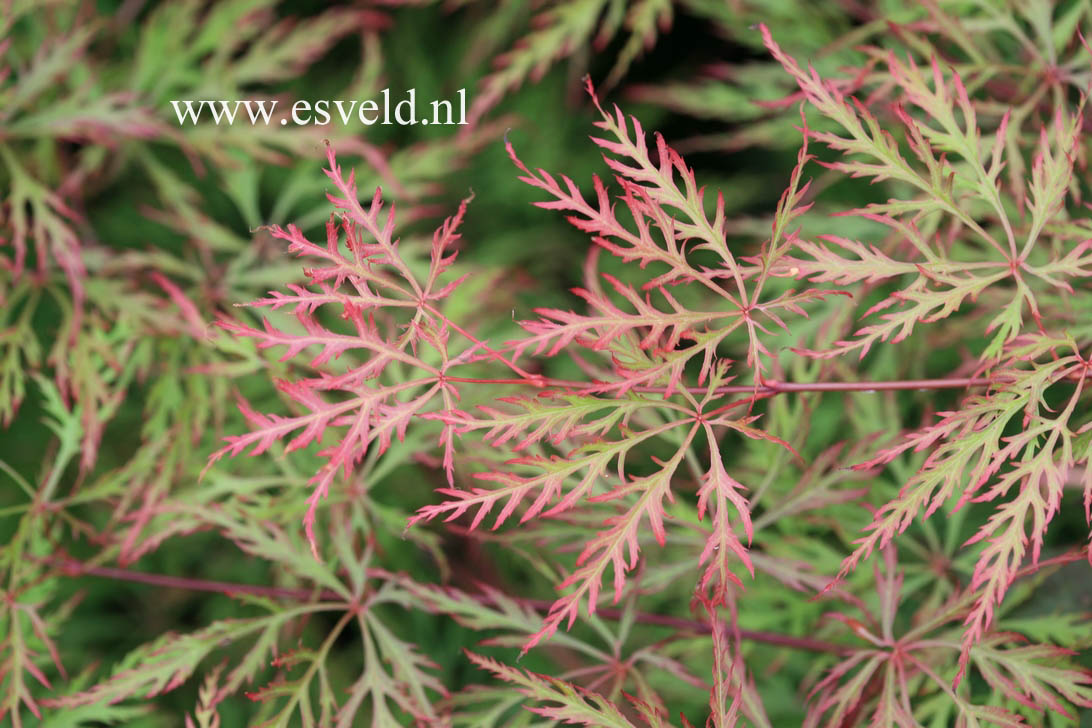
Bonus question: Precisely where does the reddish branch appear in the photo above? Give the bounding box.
[55,558,849,654]
[444,371,1092,397]
[56,548,1086,657]
[443,375,996,395]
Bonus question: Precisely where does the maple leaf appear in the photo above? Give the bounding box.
[805,546,1092,725]
[209,144,477,557]
[823,335,1092,676]
[465,651,658,727]
[507,79,838,390]
[761,25,1088,363]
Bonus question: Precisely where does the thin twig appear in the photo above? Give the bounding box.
[500,594,850,654]
[56,559,333,602]
[443,374,997,395]
[56,558,849,654]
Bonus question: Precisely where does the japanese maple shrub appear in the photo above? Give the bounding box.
[192,24,1092,727]
[28,15,1092,728]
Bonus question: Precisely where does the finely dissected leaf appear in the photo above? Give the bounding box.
[50,574,446,726]
[0,283,42,428]
[412,393,682,530]
[0,376,84,727]
[525,431,694,653]
[821,337,1091,677]
[602,0,672,90]
[49,613,301,709]
[0,597,64,728]
[971,634,1092,720]
[247,603,444,728]
[464,0,675,127]
[464,0,612,127]
[761,26,1089,362]
[465,651,647,727]
[211,145,479,556]
[957,369,1086,678]
[695,421,755,607]
[706,606,741,728]
[803,541,1092,725]
[507,79,837,388]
